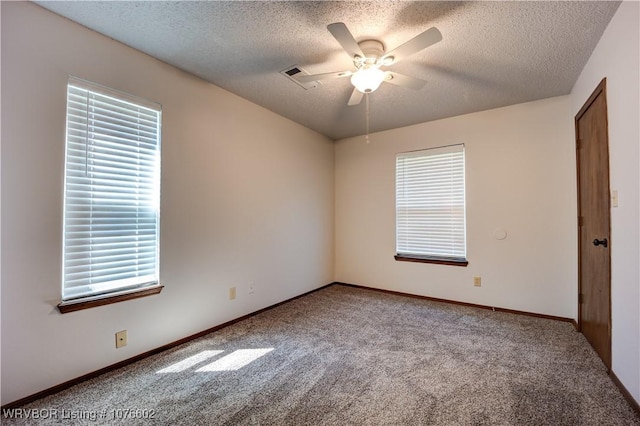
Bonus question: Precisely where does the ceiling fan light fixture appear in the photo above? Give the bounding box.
[351,66,386,93]
[303,23,441,105]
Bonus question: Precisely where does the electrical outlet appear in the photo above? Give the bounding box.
[249,281,255,294]
[115,330,127,348]
[473,277,482,287]
[229,287,236,300]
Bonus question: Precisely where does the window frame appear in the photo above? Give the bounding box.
[394,144,468,267]
[58,77,163,313]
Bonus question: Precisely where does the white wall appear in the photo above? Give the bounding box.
[570,1,640,404]
[0,2,334,405]
[335,96,577,318]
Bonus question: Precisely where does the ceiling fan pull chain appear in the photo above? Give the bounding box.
[365,93,370,144]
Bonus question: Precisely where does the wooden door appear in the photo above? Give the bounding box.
[576,78,611,369]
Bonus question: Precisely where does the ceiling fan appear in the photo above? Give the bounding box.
[296,22,442,106]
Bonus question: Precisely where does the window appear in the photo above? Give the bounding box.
[60,77,162,311]
[395,144,467,266]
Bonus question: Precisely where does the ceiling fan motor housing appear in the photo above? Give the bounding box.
[356,40,386,66]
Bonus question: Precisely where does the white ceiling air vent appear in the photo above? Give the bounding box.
[280,65,320,90]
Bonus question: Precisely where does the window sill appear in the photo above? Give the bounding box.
[394,255,468,267]
[57,285,164,314]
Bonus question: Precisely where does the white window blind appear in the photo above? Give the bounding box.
[396,144,466,261]
[62,78,161,301]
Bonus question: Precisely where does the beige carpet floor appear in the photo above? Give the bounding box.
[3,284,639,425]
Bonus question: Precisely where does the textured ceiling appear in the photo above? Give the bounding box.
[35,1,620,140]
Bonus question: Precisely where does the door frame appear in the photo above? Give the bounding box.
[574,77,612,370]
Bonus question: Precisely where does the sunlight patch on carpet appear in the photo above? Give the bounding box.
[156,350,224,373]
[196,348,274,372]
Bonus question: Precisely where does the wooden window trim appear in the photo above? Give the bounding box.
[394,255,468,267]
[57,285,164,314]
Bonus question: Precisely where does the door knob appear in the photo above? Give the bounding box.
[592,238,608,248]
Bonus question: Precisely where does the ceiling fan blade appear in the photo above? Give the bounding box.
[328,22,365,60]
[382,27,442,63]
[296,71,353,84]
[347,88,364,106]
[385,72,427,90]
